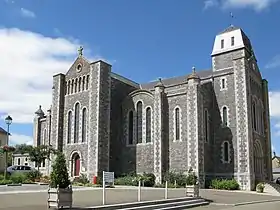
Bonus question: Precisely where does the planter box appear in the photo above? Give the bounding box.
[186,184,199,197]
[47,186,73,209]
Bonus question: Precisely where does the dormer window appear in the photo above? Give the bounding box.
[221,39,224,49]
[231,37,235,46]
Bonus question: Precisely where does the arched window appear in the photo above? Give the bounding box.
[146,107,152,143]
[43,129,47,145]
[86,75,90,90]
[67,111,72,143]
[74,78,78,93]
[67,81,70,95]
[74,103,80,143]
[175,107,180,141]
[136,101,143,144]
[128,111,133,144]
[78,77,82,92]
[71,80,74,94]
[222,106,228,126]
[223,141,230,163]
[204,109,209,142]
[82,108,87,142]
[82,76,85,91]
[252,103,257,131]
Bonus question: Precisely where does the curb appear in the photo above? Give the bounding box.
[234,199,280,206]
[211,199,280,207]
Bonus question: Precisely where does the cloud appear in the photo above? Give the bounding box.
[265,55,280,69]
[204,0,219,10]
[20,8,36,18]
[269,91,280,150]
[9,133,33,145]
[204,0,278,11]
[0,28,111,124]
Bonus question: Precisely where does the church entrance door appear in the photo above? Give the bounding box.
[72,153,80,177]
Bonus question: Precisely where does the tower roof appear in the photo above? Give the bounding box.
[212,25,253,56]
[218,25,240,35]
[35,105,45,116]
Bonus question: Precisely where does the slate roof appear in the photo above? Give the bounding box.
[0,127,8,135]
[139,68,234,90]
[218,25,241,34]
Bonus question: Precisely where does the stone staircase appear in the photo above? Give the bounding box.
[91,197,209,210]
[264,182,280,195]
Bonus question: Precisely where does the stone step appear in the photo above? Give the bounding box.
[264,182,280,195]
[90,197,209,210]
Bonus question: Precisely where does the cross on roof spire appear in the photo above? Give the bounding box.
[230,12,234,26]
[78,46,83,57]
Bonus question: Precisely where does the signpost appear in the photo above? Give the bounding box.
[102,171,115,205]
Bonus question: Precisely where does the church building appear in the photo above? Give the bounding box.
[33,25,273,191]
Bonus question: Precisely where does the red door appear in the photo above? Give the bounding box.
[74,158,80,176]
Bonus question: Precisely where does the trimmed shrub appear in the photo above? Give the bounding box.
[10,172,27,184]
[163,171,188,187]
[210,179,239,190]
[114,175,138,186]
[50,152,71,188]
[73,173,89,185]
[141,173,156,187]
[26,170,42,182]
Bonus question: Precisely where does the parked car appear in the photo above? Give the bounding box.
[275,177,280,185]
[7,165,36,175]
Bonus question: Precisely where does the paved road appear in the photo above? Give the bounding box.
[193,201,280,210]
[0,186,280,210]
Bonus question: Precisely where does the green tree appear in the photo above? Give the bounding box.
[13,144,33,154]
[28,145,56,172]
[50,152,70,188]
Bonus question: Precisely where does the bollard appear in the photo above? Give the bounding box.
[138,180,141,202]
[175,180,177,188]
[165,181,168,199]
[102,172,106,205]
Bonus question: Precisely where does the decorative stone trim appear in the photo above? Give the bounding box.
[173,106,182,142]
[221,141,231,163]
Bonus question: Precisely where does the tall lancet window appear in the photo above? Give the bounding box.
[67,111,72,144]
[82,108,87,142]
[222,106,228,126]
[43,129,47,145]
[74,103,80,143]
[136,101,143,144]
[253,103,257,131]
[128,111,133,144]
[175,107,180,141]
[146,107,152,143]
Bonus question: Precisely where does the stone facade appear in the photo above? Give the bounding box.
[33,26,272,190]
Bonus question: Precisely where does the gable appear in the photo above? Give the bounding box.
[65,56,91,80]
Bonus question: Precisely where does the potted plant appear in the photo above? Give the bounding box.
[256,182,265,193]
[185,167,199,197]
[47,152,72,209]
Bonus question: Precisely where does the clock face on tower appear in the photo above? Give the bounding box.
[76,63,82,72]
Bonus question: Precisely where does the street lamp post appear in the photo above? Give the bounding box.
[4,115,12,179]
